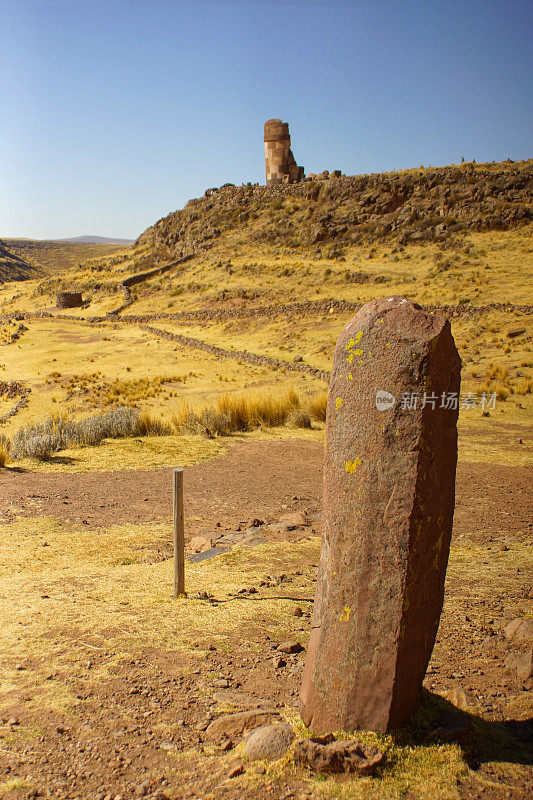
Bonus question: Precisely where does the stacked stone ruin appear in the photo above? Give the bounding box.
[264,119,304,186]
[56,291,83,309]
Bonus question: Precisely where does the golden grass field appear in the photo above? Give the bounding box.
[0,224,531,465]
[0,189,531,798]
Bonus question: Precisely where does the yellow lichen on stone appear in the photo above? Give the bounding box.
[335,397,343,410]
[345,457,361,474]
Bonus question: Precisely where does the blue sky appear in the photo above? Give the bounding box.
[1,0,531,239]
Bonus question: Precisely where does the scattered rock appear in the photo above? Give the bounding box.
[504,617,533,641]
[226,758,244,778]
[427,712,469,746]
[206,709,280,740]
[277,641,305,654]
[189,535,213,553]
[279,512,308,528]
[515,619,533,642]
[515,650,533,681]
[293,606,304,617]
[188,546,231,563]
[245,723,295,761]
[293,734,384,775]
[273,657,286,669]
[213,679,230,688]
[507,328,526,338]
[447,685,471,711]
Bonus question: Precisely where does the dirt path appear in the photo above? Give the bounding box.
[1,440,531,545]
[0,441,323,535]
[0,439,531,800]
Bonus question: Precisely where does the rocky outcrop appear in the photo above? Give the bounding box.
[135,160,532,258]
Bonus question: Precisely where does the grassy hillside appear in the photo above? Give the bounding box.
[0,158,530,466]
[0,238,40,283]
[2,237,131,276]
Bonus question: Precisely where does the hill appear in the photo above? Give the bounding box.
[2,237,132,276]
[136,159,532,260]
[0,159,531,800]
[55,235,134,244]
[0,238,40,283]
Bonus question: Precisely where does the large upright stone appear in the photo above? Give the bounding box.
[299,296,461,734]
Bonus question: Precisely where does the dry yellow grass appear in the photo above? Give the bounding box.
[13,433,224,473]
[0,217,530,475]
[1,512,529,799]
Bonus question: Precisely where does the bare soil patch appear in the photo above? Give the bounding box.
[0,439,531,800]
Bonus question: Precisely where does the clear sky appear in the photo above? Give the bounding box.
[1,0,531,240]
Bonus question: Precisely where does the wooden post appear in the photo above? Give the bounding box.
[173,468,186,598]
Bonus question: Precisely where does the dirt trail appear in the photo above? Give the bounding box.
[0,439,531,800]
[1,440,530,545]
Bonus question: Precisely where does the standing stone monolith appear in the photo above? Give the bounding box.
[299,296,461,734]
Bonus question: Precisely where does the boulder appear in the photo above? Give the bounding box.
[189,535,213,553]
[245,723,295,761]
[277,641,305,654]
[299,297,461,733]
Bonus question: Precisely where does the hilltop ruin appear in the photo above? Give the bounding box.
[264,119,305,186]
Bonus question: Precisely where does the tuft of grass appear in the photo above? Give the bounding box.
[0,434,11,467]
[306,390,328,422]
[172,387,304,437]
[288,409,313,429]
[137,409,172,436]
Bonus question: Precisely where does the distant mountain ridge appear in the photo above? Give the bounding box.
[54,235,134,245]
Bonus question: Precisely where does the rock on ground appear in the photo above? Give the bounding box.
[245,723,295,761]
[293,734,384,774]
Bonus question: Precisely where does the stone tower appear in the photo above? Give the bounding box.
[264,119,304,186]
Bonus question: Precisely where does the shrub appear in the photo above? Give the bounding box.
[172,387,301,437]
[10,406,171,461]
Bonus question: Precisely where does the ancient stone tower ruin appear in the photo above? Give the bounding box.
[264,119,304,186]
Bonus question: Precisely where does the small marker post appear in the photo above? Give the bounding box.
[173,468,186,598]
